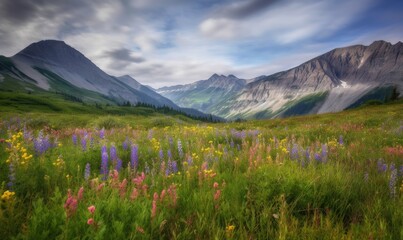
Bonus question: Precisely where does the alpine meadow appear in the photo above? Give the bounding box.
[1,0,403,239]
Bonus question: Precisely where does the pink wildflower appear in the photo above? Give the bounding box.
[151,192,158,219]
[87,218,94,225]
[153,192,159,201]
[64,189,79,218]
[97,183,105,191]
[88,205,96,214]
[119,178,128,197]
[77,187,84,200]
[132,172,146,187]
[213,182,219,189]
[160,189,166,202]
[110,170,119,188]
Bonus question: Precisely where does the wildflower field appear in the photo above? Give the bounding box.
[0,102,403,239]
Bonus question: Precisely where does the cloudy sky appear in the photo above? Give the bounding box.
[1,0,403,88]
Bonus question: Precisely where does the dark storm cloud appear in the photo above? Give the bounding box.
[0,0,92,24]
[104,48,146,63]
[215,0,279,19]
[0,0,37,23]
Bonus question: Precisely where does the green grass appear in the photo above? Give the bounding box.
[0,98,402,239]
[0,74,44,93]
[347,86,399,109]
[278,92,329,117]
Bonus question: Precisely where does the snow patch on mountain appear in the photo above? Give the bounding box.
[338,81,349,89]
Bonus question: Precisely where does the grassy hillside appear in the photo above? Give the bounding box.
[0,92,207,128]
[0,99,402,239]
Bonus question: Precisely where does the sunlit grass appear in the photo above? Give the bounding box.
[0,102,402,239]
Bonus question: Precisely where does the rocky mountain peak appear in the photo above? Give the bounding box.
[210,73,220,78]
[369,40,392,48]
[14,39,89,67]
[207,73,240,81]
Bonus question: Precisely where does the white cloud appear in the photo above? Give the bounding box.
[95,1,122,22]
[133,30,164,52]
[200,0,375,44]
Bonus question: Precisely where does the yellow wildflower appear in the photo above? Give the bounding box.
[225,225,235,238]
[1,190,15,201]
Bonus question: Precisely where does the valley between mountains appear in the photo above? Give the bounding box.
[1,40,402,120]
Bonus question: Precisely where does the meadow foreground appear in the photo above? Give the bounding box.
[1,102,402,239]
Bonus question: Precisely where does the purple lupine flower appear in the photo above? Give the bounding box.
[130,145,139,170]
[84,163,91,180]
[377,159,387,173]
[101,145,107,154]
[314,153,322,163]
[159,149,164,161]
[122,138,131,151]
[23,126,32,141]
[172,161,178,174]
[241,131,246,139]
[7,162,15,189]
[177,139,183,158]
[290,144,299,160]
[99,128,105,139]
[81,137,87,151]
[165,160,177,175]
[167,149,172,160]
[110,145,118,162]
[101,146,108,180]
[389,169,397,198]
[72,134,78,145]
[338,135,344,145]
[116,159,122,172]
[389,164,395,172]
[34,131,52,155]
[230,139,234,148]
[165,161,171,176]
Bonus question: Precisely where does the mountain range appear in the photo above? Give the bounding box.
[158,40,403,119]
[1,40,402,120]
[0,40,218,120]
